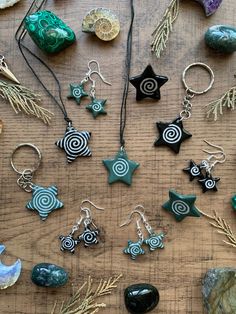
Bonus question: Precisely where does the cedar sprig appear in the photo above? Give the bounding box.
[151,0,180,58]
[206,86,236,121]
[51,274,123,314]
[0,80,53,124]
[200,209,236,248]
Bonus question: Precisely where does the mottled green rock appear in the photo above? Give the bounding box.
[31,263,68,287]
[202,268,236,314]
[231,195,236,210]
[24,10,76,54]
[205,25,236,53]
[124,283,159,313]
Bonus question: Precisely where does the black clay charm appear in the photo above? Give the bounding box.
[130,65,168,101]
[124,283,159,314]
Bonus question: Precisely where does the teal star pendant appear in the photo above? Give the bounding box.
[68,83,88,104]
[123,240,145,260]
[144,233,165,251]
[26,184,64,220]
[103,148,139,185]
[86,98,107,118]
[162,190,201,222]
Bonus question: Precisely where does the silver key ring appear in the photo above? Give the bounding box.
[182,62,214,95]
[11,143,42,175]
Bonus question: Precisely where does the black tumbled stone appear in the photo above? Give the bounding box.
[124,283,159,314]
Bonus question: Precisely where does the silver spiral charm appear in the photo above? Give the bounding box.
[162,124,182,144]
[72,88,81,98]
[140,78,158,95]
[59,235,78,253]
[205,179,215,189]
[92,103,102,112]
[172,200,190,215]
[190,166,200,176]
[112,158,129,177]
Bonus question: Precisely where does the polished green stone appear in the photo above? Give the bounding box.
[231,195,236,210]
[124,283,159,314]
[205,25,236,53]
[202,268,236,313]
[31,263,68,287]
[24,10,76,54]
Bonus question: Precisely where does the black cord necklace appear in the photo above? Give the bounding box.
[15,0,92,164]
[102,0,140,186]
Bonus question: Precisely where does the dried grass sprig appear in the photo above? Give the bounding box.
[0,80,54,124]
[51,274,122,314]
[199,209,236,248]
[205,86,236,121]
[151,0,180,58]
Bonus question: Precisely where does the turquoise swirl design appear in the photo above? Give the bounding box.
[26,185,64,220]
[24,10,76,54]
[144,233,165,252]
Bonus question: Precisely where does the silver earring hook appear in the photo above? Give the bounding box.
[80,200,104,218]
[88,60,101,74]
[120,205,146,227]
[201,140,226,172]
[89,70,112,87]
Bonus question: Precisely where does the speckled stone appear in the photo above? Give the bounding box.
[205,25,236,53]
[24,10,76,54]
[31,263,68,287]
[232,194,236,210]
[124,283,159,314]
[202,268,236,313]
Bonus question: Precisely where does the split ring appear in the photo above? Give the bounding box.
[182,62,214,95]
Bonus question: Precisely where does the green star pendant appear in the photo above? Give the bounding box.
[86,98,107,118]
[103,148,139,185]
[68,83,88,104]
[162,190,201,222]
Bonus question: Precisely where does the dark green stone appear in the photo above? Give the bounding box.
[205,25,236,53]
[202,268,236,313]
[31,263,68,287]
[231,195,236,210]
[124,283,159,314]
[24,10,76,54]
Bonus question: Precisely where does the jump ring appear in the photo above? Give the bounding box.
[182,62,214,95]
[10,143,42,175]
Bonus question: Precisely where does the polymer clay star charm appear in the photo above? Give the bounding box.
[144,233,165,251]
[26,185,63,220]
[55,124,91,163]
[103,148,139,185]
[78,226,100,247]
[68,83,88,104]
[162,190,201,222]
[130,64,168,101]
[154,117,192,153]
[198,174,220,193]
[183,160,203,181]
[123,240,145,260]
[86,98,107,118]
[59,234,80,253]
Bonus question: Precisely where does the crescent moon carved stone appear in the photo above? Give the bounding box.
[0,245,22,289]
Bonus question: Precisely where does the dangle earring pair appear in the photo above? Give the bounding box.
[120,206,165,260]
[68,60,111,118]
[11,143,63,220]
[183,140,226,193]
[59,200,103,254]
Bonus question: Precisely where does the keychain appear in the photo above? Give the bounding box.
[11,143,63,220]
[154,62,214,153]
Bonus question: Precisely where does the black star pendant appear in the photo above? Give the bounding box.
[198,174,220,193]
[129,64,168,101]
[183,160,204,181]
[154,117,192,154]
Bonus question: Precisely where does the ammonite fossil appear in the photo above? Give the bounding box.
[82,8,120,41]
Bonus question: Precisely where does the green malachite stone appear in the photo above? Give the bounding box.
[205,25,236,53]
[124,283,159,314]
[31,263,68,287]
[202,268,236,314]
[24,10,76,54]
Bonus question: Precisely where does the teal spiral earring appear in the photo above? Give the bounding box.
[11,143,63,220]
[120,205,165,260]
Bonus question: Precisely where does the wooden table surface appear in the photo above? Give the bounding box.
[0,0,236,313]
